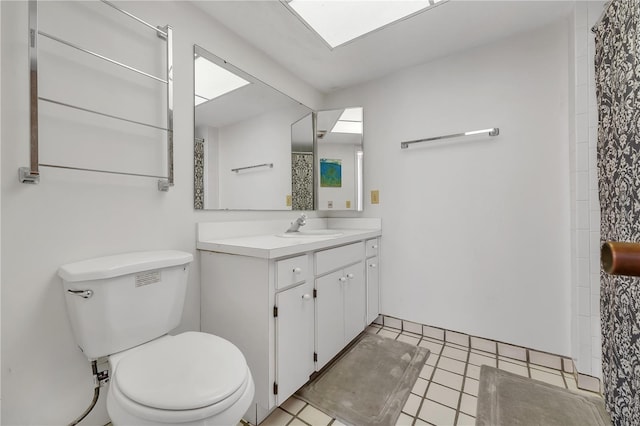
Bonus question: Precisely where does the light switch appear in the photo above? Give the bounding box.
[286,195,292,207]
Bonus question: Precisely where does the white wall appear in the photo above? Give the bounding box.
[326,20,573,356]
[0,1,322,424]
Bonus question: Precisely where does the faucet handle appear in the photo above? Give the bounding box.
[286,213,307,233]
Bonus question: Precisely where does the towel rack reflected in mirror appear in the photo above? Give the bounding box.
[231,163,274,173]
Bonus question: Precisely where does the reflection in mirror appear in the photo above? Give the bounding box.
[193,45,312,210]
[316,107,364,211]
[291,113,314,210]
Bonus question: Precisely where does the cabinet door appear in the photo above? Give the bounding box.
[275,281,315,404]
[344,261,366,343]
[316,269,345,370]
[366,256,380,324]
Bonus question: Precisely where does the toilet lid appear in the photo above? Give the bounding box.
[114,332,248,410]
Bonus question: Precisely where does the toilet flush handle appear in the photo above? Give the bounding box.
[67,289,94,299]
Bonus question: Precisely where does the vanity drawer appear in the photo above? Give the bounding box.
[276,254,308,289]
[315,242,364,276]
[365,238,379,258]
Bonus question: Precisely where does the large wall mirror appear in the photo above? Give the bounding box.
[193,44,363,211]
[193,45,311,210]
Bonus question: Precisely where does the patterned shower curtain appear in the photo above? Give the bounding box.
[594,0,640,424]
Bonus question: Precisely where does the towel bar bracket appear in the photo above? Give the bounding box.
[156,26,168,40]
[19,167,40,185]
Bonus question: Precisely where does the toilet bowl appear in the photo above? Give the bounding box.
[58,251,255,426]
[106,332,255,425]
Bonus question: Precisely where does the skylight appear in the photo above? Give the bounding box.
[194,54,251,106]
[286,0,446,48]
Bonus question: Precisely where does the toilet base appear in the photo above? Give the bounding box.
[107,375,255,426]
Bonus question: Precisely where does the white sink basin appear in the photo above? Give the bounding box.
[277,229,343,238]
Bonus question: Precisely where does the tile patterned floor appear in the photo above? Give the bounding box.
[253,324,604,426]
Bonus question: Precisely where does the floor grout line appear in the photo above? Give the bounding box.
[453,347,471,426]
[412,339,441,426]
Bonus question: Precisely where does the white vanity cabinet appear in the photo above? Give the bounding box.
[197,219,381,425]
[315,242,366,369]
[366,238,380,324]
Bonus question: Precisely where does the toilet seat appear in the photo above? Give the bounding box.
[109,332,251,423]
[110,365,252,423]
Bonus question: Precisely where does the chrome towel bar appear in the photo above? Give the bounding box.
[37,31,168,84]
[38,97,171,132]
[99,0,168,37]
[400,128,499,149]
[39,164,169,180]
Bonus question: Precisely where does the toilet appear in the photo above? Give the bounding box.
[59,250,254,426]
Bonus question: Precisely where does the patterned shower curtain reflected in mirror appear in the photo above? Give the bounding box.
[194,138,205,210]
[292,153,314,210]
[594,0,640,424]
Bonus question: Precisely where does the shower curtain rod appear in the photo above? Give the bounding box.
[400,127,499,149]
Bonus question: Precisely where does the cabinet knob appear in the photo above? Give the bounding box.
[369,263,377,268]
[346,273,355,279]
[338,277,347,283]
[301,293,311,300]
[293,267,302,274]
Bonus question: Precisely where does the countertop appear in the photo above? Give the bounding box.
[197,223,381,259]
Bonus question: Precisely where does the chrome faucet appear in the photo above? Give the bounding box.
[286,213,307,233]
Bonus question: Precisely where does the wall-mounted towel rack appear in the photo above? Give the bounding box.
[231,163,274,173]
[400,128,499,149]
[19,0,174,191]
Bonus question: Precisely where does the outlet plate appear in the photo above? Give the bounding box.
[371,190,379,204]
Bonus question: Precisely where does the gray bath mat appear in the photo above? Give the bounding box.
[476,365,611,426]
[296,333,429,426]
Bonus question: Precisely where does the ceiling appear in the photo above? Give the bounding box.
[190,1,575,94]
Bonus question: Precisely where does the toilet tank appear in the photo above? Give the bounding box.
[58,250,193,360]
